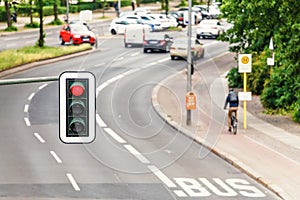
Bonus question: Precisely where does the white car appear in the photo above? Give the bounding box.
[133,7,151,15]
[109,18,143,35]
[196,19,224,39]
[170,37,205,60]
[148,14,172,29]
[139,15,162,31]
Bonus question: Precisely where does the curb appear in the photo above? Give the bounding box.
[0,48,100,79]
[151,71,285,200]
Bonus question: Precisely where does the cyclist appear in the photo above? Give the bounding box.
[224,88,239,132]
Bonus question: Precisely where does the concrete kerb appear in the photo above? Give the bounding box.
[0,48,99,79]
[151,70,285,200]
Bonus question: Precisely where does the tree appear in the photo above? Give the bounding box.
[36,0,45,47]
[4,0,12,27]
[220,0,300,122]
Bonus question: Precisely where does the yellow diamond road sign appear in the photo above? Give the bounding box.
[238,54,252,73]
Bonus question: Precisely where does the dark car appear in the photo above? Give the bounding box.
[143,33,173,53]
[59,24,96,46]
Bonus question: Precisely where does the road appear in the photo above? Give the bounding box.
[0,32,281,199]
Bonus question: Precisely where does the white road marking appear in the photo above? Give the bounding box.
[96,82,109,93]
[107,74,124,83]
[124,144,150,164]
[157,57,170,63]
[34,132,46,143]
[24,104,29,112]
[38,83,48,90]
[114,57,124,61]
[147,165,176,188]
[131,52,140,57]
[173,190,187,197]
[104,128,127,144]
[24,117,31,126]
[94,62,106,67]
[67,173,80,191]
[96,114,107,127]
[28,92,35,100]
[3,37,19,41]
[50,151,62,164]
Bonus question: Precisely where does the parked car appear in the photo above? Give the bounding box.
[140,15,162,31]
[143,33,173,53]
[133,7,151,15]
[170,37,204,60]
[59,24,96,46]
[196,19,224,39]
[147,14,173,29]
[118,15,155,31]
[109,18,143,35]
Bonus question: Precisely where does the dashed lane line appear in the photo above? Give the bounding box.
[34,132,46,143]
[67,173,80,191]
[147,165,177,188]
[50,151,63,164]
[124,144,150,164]
[104,128,127,144]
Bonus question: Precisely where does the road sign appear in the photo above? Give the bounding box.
[238,54,252,73]
[238,92,252,101]
[59,71,96,144]
[186,92,196,110]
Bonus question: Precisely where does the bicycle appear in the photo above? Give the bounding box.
[231,110,238,135]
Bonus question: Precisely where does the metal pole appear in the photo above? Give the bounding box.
[66,0,69,23]
[186,0,192,125]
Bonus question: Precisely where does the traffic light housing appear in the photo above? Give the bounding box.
[59,71,96,143]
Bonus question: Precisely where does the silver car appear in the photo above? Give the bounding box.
[170,37,204,60]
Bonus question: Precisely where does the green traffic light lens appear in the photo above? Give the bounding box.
[70,118,85,134]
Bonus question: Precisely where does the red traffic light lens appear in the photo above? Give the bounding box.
[70,83,84,97]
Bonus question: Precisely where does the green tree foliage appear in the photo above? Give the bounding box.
[220,0,300,122]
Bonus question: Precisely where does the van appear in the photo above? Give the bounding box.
[124,25,150,47]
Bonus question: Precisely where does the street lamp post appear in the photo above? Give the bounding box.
[186,0,192,125]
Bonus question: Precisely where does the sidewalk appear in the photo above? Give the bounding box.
[152,53,300,200]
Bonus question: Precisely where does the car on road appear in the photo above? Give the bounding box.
[196,19,224,39]
[124,24,151,47]
[109,18,145,35]
[59,24,96,46]
[143,33,173,53]
[170,37,204,60]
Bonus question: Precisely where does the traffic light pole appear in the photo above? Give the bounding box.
[186,0,192,126]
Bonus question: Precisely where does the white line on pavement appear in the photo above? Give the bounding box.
[38,83,48,90]
[24,104,29,113]
[28,92,35,100]
[96,114,107,127]
[67,173,80,191]
[173,190,187,197]
[157,57,170,63]
[104,128,127,144]
[94,62,106,67]
[50,151,62,164]
[34,132,46,143]
[131,52,140,57]
[147,165,176,188]
[124,144,150,164]
[24,117,31,126]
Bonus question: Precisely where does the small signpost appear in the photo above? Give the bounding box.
[186,92,197,110]
[238,54,252,129]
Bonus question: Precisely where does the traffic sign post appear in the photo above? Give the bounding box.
[59,71,96,144]
[238,54,252,130]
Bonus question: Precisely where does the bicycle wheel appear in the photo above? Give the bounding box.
[232,120,237,135]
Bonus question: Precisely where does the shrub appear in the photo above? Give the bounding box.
[227,67,243,88]
[4,26,18,32]
[24,22,39,28]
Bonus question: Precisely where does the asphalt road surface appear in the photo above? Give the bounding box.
[0,33,281,199]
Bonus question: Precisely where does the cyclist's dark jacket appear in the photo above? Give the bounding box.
[224,91,239,108]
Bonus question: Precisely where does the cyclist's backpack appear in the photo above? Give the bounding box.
[229,91,238,102]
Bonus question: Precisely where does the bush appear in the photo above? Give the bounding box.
[48,19,63,25]
[247,51,271,95]
[24,22,39,28]
[4,26,18,32]
[227,67,243,88]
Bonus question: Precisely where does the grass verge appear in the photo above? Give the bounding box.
[0,44,92,72]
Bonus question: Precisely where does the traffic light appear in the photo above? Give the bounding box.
[59,71,96,143]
